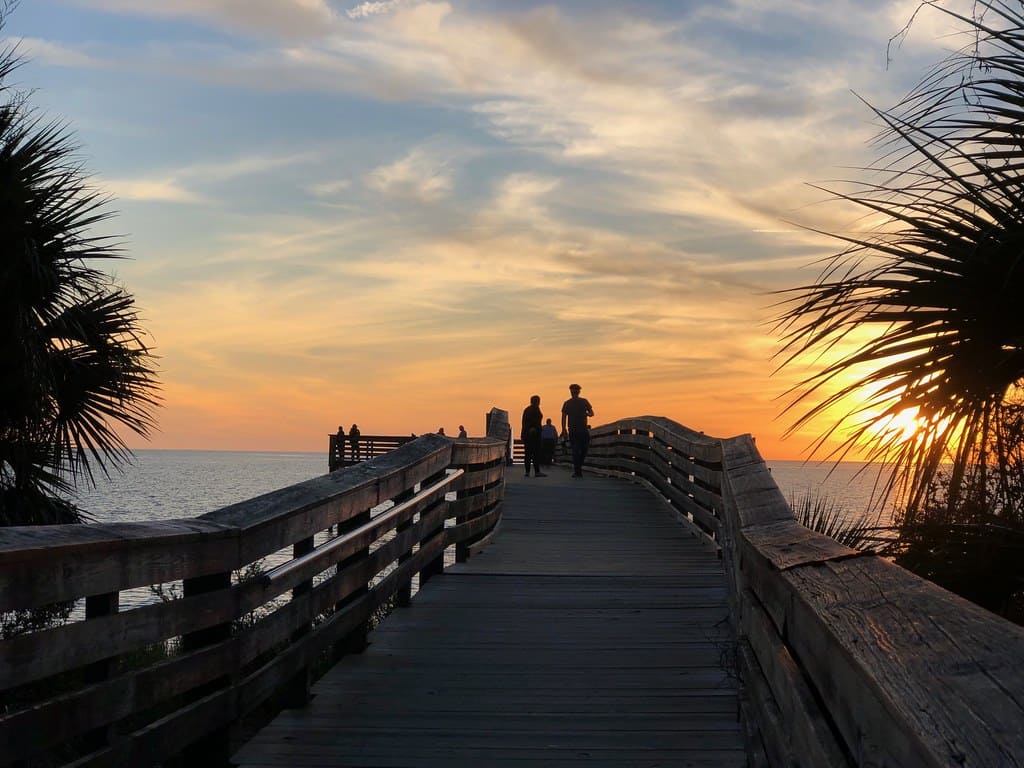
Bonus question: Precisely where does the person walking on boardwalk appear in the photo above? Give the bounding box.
[458,425,468,438]
[561,383,594,478]
[349,423,361,462]
[521,395,546,477]
[540,418,558,466]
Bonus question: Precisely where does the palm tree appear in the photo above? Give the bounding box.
[775,0,1024,519]
[0,6,159,525]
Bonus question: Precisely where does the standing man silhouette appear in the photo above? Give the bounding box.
[561,383,594,478]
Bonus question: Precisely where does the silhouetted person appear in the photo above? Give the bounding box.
[521,395,546,477]
[540,418,558,466]
[458,425,467,438]
[561,383,593,478]
[335,425,346,465]
[437,426,446,436]
[349,423,361,461]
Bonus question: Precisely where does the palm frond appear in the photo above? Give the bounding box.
[775,0,1024,514]
[0,3,160,524]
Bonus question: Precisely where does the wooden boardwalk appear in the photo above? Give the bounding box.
[233,466,746,767]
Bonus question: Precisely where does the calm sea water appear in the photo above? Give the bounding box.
[767,459,899,524]
[72,449,329,523]
[69,450,894,525]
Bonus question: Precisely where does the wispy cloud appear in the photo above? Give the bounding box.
[308,178,352,196]
[346,1,407,20]
[9,36,107,68]
[70,0,339,40]
[365,146,454,203]
[101,177,204,203]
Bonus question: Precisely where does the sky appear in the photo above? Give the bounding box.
[5,0,972,458]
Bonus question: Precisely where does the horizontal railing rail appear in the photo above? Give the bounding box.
[580,414,1024,766]
[583,416,724,547]
[0,416,509,768]
[327,433,418,470]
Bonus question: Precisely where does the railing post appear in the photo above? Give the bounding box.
[418,468,450,588]
[179,570,233,767]
[282,536,315,707]
[393,487,417,606]
[454,477,471,564]
[332,508,372,658]
[82,591,119,752]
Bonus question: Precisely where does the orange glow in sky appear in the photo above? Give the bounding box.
[9,1,962,462]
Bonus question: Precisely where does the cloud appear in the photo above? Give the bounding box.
[28,0,977,457]
[70,0,339,40]
[365,146,454,203]
[9,37,107,68]
[97,149,326,206]
[308,178,352,196]
[346,1,406,20]
[101,177,204,203]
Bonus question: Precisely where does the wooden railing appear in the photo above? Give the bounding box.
[327,433,415,470]
[0,416,509,767]
[584,416,1024,767]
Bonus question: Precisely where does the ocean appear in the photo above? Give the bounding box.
[70,450,896,525]
[72,449,330,523]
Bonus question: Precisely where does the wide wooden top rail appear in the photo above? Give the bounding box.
[0,410,511,768]
[584,416,1024,767]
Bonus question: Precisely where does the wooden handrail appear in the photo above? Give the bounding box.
[0,415,510,768]
[585,416,724,546]
[582,416,1024,767]
[261,468,465,587]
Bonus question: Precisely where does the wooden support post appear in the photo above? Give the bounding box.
[333,511,372,658]
[393,488,416,606]
[82,591,120,752]
[455,483,471,564]
[180,570,233,767]
[419,470,449,587]
[281,536,315,708]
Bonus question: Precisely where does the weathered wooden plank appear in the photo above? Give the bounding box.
[781,556,1024,767]
[742,518,861,571]
[739,589,849,767]
[0,519,237,610]
[721,458,794,529]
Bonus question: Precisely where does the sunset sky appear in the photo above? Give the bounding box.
[8,1,967,459]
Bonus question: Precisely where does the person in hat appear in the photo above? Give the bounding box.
[560,383,594,478]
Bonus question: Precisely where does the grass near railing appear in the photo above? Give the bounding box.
[789,491,895,554]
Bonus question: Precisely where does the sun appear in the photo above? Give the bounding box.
[876,407,924,444]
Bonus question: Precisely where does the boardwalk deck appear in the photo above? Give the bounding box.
[232,467,746,767]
